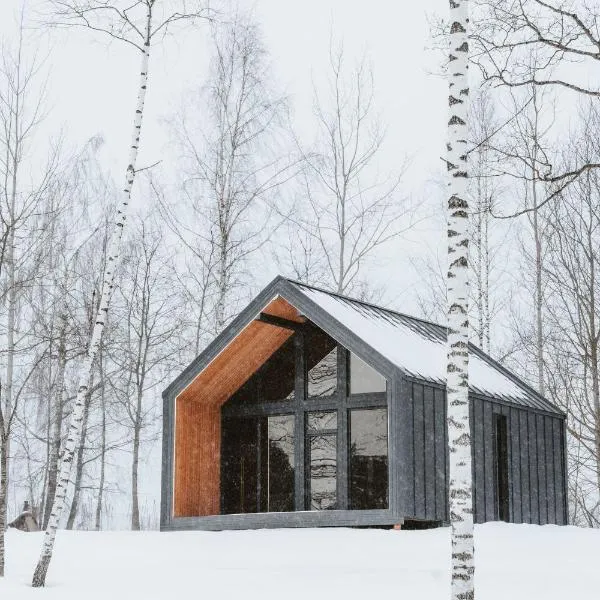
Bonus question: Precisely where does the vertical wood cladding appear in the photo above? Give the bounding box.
[174,399,221,517]
[404,381,567,525]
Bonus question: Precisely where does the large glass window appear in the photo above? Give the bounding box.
[307,327,337,398]
[350,353,386,394]
[221,417,260,514]
[262,415,295,512]
[226,337,296,407]
[260,338,296,403]
[220,324,389,516]
[221,415,295,514]
[349,409,389,509]
[307,411,337,510]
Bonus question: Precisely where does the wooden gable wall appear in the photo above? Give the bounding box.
[173,296,304,517]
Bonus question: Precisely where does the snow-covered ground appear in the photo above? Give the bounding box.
[1,524,598,599]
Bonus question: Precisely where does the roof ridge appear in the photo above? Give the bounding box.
[284,277,448,332]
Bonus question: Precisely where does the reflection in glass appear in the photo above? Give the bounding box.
[350,353,386,394]
[306,328,337,398]
[308,433,337,510]
[263,415,295,512]
[350,408,388,509]
[307,411,337,432]
[221,415,295,514]
[307,410,337,510]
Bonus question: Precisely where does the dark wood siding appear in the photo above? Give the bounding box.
[423,385,436,520]
[400,380,567,525]
[433,387,448,521]
[413,383,425,518]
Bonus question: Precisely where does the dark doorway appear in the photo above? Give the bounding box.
[494,414,510,521]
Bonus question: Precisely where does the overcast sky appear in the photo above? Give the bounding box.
[0,0,453,313]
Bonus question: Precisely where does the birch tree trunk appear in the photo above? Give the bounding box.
[67,291,97,530]
[131,409,142,530]
[31,9,152,586]
[43,313,67,529]
[0,431,7,577]
[66,381,93,530]
[446,0,475,598]
[95,358,106,531]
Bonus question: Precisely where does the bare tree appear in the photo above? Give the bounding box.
[32,0,210,586]
[543,102,600,524]
[287,42,412,296]
[164,7,291,339]
[109,219,182,530]
[472,0,600,211]
[505,80,555,395]
[446,1,475,598]
[469,88,506,353]
[0,12,61,577]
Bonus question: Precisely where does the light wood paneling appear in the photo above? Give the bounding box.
[174,399,221,517]
[174,296,304,517]
[178,296,304,406]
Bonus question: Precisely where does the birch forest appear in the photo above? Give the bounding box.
[0,0,599,566]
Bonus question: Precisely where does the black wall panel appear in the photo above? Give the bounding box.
[401,380,567,525]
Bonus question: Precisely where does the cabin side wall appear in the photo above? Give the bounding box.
[398,379,567,525]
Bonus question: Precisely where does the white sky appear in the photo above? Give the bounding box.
[0,0,450,314]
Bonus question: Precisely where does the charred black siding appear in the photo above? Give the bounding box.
[400,380,567,525]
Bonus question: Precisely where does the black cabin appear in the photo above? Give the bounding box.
[160,277,567,530]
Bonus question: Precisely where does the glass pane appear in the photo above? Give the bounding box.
[309,433,337,510]
[260,337,296,403]
[350,353,386,394]
[306,327,337,398]
[307,411,337,432]
[263,415,295,512]
[221,417,259,514]
[350,409,388,510]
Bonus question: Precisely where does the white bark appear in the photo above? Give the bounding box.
[95,346,106,531]
[31,11,152,586]
[447,1,475,599]
[0,431,7,577]
[42,313,67,529]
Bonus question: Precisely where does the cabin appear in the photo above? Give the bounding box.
[161,276,567,531]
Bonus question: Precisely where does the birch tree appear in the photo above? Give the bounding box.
[32,0,210,586]
[446,0,475,598]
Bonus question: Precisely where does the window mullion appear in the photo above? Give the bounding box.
[294,329,306,511]
[337,346,349,510]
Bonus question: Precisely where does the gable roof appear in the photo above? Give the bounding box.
[164,276,563,417]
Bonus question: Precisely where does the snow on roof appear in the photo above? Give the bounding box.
[290,281,560,414]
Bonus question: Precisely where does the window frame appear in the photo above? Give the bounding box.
[221,325,390,515]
